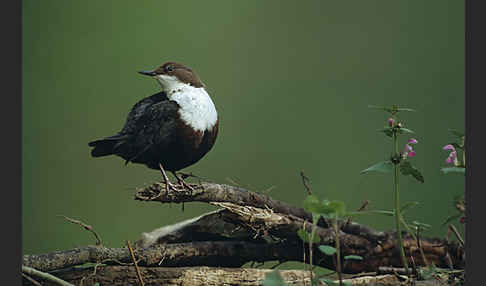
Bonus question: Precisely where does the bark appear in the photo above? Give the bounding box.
[22,181,465,285]
[22,266,453,286]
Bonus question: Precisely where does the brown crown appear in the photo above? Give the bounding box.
[152,62,204,88]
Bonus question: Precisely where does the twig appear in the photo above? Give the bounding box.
[448,224,464,247]
[300,171,312,195]
[127,240,144,286]
[345,200,369,226]
[79,262,104,286]
[22,273,42,286]
[415,225,429,267]
[22,265,75,286]
[58,215,102,246]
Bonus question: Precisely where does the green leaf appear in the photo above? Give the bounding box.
[412,221,431,229]
[441,213,463,226]
[344,255,363,261]
[440,167,465,174]
[399,161,424,183]
[448,142,464,150]
[396,107,416,112]
[378,127,394,138]
[367,105,390,111]
[319,245,337,256]
[449,129,464,138]
[400,201,419,214]
[368,105,415,114]
[398,127,414,134]
[303,195,323,214]
[93,284,100,286]
[320,277,340,286]
[263,270,290,286]
[356,210,395,216]
[297,229,321,243]
[361,161,393,174]
[328,201,346,218]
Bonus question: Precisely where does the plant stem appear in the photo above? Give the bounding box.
[333,218,343,286]
[393,131,409,274]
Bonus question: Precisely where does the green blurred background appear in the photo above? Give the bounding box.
[22,0,464,268]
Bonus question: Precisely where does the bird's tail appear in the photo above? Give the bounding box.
[88,134,127,157]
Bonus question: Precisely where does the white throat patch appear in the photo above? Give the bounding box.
[155,75,218,132]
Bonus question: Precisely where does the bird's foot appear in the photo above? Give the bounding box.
[172,171,199,192]
[158,163,181,192]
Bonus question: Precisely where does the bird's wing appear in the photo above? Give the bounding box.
[116,92,180,163]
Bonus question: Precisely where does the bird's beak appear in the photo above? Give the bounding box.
[138,70,157,76]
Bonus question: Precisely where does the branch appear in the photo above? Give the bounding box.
[27,266,312,286]
[22,265,74,286]
[135,181,387,241]
[23,266,454,286]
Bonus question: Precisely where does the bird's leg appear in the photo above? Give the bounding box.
[158,163,179,192]
[171,171,197,192]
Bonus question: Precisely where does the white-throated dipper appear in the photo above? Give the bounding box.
[88,62,218,190]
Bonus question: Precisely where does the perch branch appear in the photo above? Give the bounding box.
[135,181,387,242]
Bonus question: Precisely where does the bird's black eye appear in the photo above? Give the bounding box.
[166,65,174,72]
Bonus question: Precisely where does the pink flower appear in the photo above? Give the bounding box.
[408,138,418,144]
[403,138,418,158]
[443,144,455,151]
[443,144,458,165]
[446,151,457,164]
[388,118,395,127]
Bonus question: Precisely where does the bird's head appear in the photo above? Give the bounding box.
[139,62,205,92]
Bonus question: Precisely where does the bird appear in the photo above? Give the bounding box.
[88,61,219,191]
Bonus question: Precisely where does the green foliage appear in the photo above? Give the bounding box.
[442,213,463,226]
[303,195,347,219]
[449,129,464,138]
[399,161,424,183]
[297,228,321,243]
[318,245,336,256]
[344,255,363,261]
[417,264,440,281]
[262,270,290,286]
[398,127,414,134]
[400,201,419,215]
[378,127,394,138]
[320,277,351,286]
[368,105,416,115]
[360,161,393,174]
[303,195,329,215]
[411,220,431,230]
[440,167,465,174]
[447,142,463,150]
[348,209,395,217]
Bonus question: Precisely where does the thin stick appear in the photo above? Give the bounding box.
[300,171,312,195]
[448,224,464,247]
[127,240,145,286]
[22,265,74,286]
[346,200,369,226]
[58,215,102,246]
[415,226,429,267]
[22,273,42,286]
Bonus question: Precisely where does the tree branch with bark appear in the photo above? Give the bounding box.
[22,181,465,285]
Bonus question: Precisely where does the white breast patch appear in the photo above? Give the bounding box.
[170,86,218,132]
